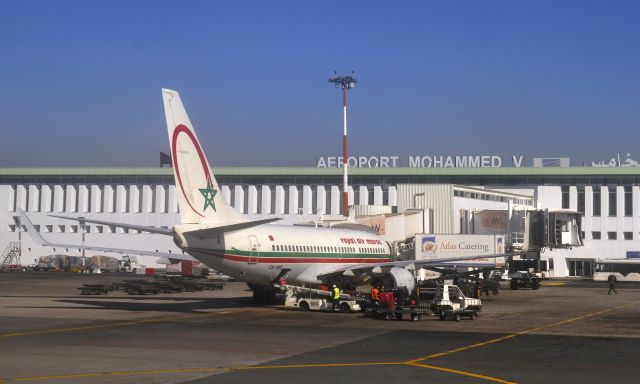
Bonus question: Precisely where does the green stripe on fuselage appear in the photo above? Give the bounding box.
[196,247,390,260]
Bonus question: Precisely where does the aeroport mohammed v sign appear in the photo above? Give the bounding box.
[316,155,525,168]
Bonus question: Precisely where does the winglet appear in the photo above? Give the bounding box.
[17,209,49,246]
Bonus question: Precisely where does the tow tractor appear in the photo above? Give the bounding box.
[430,284,482,321]
[278,284,361,312]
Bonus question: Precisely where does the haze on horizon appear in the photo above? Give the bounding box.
[1,1,639,168]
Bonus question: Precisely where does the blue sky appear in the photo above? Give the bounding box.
[1,1,639,167]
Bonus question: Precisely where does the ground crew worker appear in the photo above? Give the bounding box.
[608,275,618,295]
[371,286,380,303]
[331,284,341,311]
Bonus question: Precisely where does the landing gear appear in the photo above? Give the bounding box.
[248,283,278,305]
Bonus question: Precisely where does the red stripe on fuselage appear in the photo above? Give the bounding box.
[223,254,392,264]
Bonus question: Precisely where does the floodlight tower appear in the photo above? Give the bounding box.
[328,73,357,217]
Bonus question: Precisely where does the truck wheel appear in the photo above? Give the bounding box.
[411,313,420,322]
[470,313,477,320]
[340,303,351,313]
[299,301,310,311]
[455,314,461,321]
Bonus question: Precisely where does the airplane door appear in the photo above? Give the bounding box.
[248,235,260,264]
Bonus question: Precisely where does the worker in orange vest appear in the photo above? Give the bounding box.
[371,285,380,303]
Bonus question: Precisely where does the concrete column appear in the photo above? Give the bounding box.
[7,185,16,212]
[617,186,624,238]
[569,186,577,211]
[584,186,593,238]
[275,186,285,214]
[633,186,640,240]
[260,186,271,214]
[16,185,27,211]
[78,185,89,212]
[142,185,153,213]
[247,186,258,214]
[155,185,165,213]
[91,185,102,213]
[104,185,115,213]
[54,185,65,212]
[288,185,298,215]
[388,186,398,207]
[359,185,368,205]
[330,186,340,215]
[373,186,383,206]
[601,185,609,216]
[316,186,326,215]
[347,186,354,206]
[28,185,40,212]
[118,185,128,213]
[234,185,245,213]
[169,185,179,213]
[66,185,77,213]
[127,185,138,213]
[302,185,313,215]
[42,185,52,213]
[221,185,231,206]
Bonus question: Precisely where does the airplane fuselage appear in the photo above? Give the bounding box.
[175,224,392,286]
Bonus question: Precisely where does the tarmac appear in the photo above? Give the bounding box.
[1,272,639,384]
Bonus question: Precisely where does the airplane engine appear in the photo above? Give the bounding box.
[387,267,415,293]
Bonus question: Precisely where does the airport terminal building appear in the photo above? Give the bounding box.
[1,165,640,278]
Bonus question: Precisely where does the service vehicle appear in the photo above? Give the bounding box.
[509,271,541,290]
[431,284,482,321]
[118,255,140,273]
[280,284,360,313]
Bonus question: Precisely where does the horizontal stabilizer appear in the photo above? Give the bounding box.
[48,214,173,236]
[183,218,281,238]
[18,210,193,260]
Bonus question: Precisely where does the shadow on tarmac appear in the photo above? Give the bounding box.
[6,296,255,313]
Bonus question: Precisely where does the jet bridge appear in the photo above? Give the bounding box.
[523,209,583,251]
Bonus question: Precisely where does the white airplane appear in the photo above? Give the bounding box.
[21,89,505,303]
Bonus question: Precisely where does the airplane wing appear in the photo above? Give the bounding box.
[18,210,195,261]
[48,214,174,236]
[317,253,513,280]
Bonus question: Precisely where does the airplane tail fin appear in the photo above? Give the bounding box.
[162,89,245,225]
